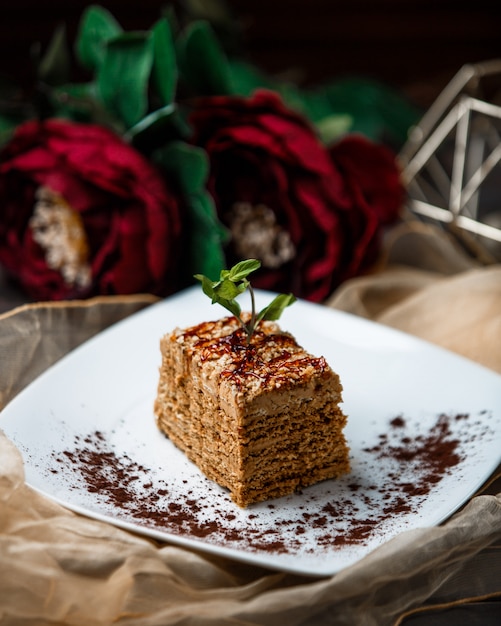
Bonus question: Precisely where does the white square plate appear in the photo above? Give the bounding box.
[2,287,500,576]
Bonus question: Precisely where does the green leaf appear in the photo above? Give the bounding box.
[226,259,260,282]
[257,293,296,324]
[160,138,209,191]
[125,102,191,153]
[194,274,217,299]
[76,5,122,72]
[125,102,175,135]
[97,32,154,128]
[194,275,242,318]
[215,296,241,319]
[195,260,296,343]
[176,20,233,95]
[151,17,177,105]
[188,193,227,280]
[216,278,245,301]
[154,141,227,281]
[38,23,70,85]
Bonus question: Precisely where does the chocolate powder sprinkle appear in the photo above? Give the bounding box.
[48,411,493,558]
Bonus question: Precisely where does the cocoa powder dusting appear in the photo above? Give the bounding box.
[49,410,492,559]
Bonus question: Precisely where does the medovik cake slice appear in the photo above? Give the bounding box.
[154,315,350,507]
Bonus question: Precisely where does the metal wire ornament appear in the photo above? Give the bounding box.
[399,59,501,262]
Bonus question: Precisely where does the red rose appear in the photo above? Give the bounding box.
[329,134,405,280]
[0,119,183,300]
[189,90,403,301]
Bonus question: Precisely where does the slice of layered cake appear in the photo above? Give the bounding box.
[154,313,350,507]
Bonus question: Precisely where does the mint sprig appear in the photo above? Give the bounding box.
[194,259,296,344]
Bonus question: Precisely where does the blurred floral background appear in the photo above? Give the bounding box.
[0,0,498,306]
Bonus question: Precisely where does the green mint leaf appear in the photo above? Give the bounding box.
[194,273,217,300]
[194,274,242,318]
[256,293,296,324]
[216,297,242,319]
[215,278,246,301]
[195,260,296,343]
[226,259,261,282]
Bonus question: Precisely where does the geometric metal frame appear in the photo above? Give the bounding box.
[399,59,501,258]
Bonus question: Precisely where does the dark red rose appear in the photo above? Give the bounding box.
[189,90,403,302]
[329,133,405,280]
[0,119,183,300]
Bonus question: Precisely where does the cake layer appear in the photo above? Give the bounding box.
[157,411,350,505]
[154,315,350,507]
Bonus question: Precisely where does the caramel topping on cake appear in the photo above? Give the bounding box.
[174,316,329,394]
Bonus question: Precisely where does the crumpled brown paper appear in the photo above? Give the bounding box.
[1,222,501,625]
